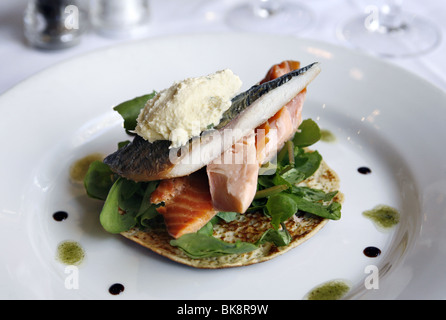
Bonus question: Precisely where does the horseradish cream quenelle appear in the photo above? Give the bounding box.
[135,69,243,148]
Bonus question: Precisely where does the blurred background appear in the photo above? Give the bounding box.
[1,0,445,94]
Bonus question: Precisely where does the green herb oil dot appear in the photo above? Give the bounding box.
[362,205,400,230]
[56,241,85,265]
[305,280,351,300]
[320,129,336,143]
[69,153,104,182]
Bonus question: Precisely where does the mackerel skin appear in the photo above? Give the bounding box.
[216,62,318,129]
[104,136,174,181]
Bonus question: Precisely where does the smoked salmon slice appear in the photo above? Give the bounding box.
[150,169,217,239]
[260,60,301,85]
[256,89,306,164]
[207,61,307,213]
[206,131,258,213]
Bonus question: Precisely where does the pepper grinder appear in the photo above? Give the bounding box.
[24,0,87,50]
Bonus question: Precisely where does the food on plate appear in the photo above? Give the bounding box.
[84,60,343,268]
[135,69,242,148]
[103,62,321,182]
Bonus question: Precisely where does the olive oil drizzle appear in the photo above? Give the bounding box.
[363,205,400,230]
[304,280,351,300]
[69,153,104,182]
[320,129,337,143]
[56,241,85,266]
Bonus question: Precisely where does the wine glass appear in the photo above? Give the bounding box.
[338,0,441,58]
[225,0,314,34]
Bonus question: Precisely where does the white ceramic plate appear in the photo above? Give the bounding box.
[1,34,446,300]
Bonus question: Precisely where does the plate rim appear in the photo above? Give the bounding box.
[1,32,446,300]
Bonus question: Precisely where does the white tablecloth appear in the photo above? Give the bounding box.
[1,0,445,95]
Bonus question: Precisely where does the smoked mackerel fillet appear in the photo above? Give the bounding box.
[104,62,321,182]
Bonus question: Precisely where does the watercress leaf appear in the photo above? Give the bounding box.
[254,184,289,200]
[272,173,292,188]
[118,195,142,217]
[256,225,291,247]
[99,178,137,234]
[291,186,338,202]
[258,175,276,188]
[135,181,160,226]
[266,193,298,230]
[83,160,115,201]
[113,91,157,131]
[294,149,322,179]
[246,203,268,213]
[290,194,342,220]
[271,168,305,189]
[137,205,159,227]
[276,145,289,167]
[326,202,342,220]
[209,216,220,225]
[246,197,268,213]
[293,119,321,147]
[120,179,140,200]
[250,198,268,207]
[170,233,257,259]
[216,211,238,223]
[118,140,131,149]
[280,168,306,185]
[197,222,214,236]
[137,181,159,216]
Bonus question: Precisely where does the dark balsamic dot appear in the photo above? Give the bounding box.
[53,211,68,221]
[363,246,381,258]
[358,167,372,175]
[109,283,125,295]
